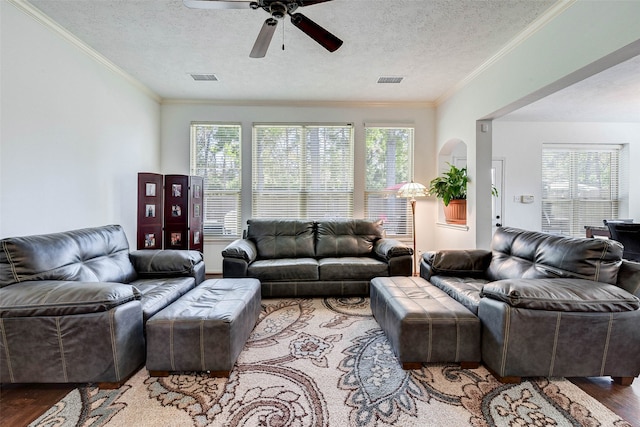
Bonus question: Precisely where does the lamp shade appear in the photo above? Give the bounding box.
[397,181,427,200]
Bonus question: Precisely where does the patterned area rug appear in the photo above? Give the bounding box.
[30,298,632,427]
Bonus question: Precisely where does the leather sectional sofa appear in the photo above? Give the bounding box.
[222,219,413,297]
[420,227,640,385]
[0,224,205,386]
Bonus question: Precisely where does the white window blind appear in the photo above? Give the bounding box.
[541,144,620,237]
[252,124,354,219]
[190,123,242,237]
[364,126,413,237]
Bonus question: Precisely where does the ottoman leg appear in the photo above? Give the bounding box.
[149,370,170,377]
[402,362,422,370]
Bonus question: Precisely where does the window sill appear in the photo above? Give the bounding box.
[436,222,469,231]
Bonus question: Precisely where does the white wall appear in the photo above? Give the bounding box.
[160,101,436,273]
[493,121,640,232]
[435,1,640,249]
[0,2,161,241]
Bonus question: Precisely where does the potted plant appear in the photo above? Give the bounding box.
[428,163,499,224]
[428,163,469,224]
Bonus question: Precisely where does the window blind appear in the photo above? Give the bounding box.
[364,126,413,237]
[252,124,354,219]
[190,123,242,237]
[541,144,620,237]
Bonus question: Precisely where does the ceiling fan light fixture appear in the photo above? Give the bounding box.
[269,2,287,19]
[184,0,342,57]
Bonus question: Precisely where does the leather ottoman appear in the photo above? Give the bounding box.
[146,278,261,377]
[370,276,481,369]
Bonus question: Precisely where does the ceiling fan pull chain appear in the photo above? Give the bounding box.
[282,19,285,51]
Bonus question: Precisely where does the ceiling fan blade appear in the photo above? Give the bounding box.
[290,13,343,53]
[250,18,278,58]
[298,0,334,5]
[183,0,252,9]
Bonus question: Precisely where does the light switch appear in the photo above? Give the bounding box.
[520,195,534,203]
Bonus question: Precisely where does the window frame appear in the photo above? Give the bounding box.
[541,143,622,237]
[251,122,355,220]
[364,124,415,238]
[189,122,242,239]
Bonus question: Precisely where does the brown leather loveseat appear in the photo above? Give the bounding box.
[421,227,640,385]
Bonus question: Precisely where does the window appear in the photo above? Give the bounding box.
[541,144,621,237]
[252,124,353,219]
[364,126,413,237]
[190,123,241,237]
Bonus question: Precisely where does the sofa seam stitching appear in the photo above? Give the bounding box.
[501,305,510,376]
[549,313,561,377]
[600,314,613,376]
[0,319,15,382]
[109,309,120,381]
[56,318,69,382]
[170,320,175,371]
[200,320,206,371]
[2,241,20,283]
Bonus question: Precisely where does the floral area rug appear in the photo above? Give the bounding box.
[30,297,633,427]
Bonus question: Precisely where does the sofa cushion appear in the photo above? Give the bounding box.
[247,220,315,259]
[481,278,640,312]
[316,219,383,258]
[318,257,389,281]
[0,280,139,317]
[429,275,488,315]
[248,258,319,281]
[0,225,137,287]
[131,276,196,322]
[487,227,623,284]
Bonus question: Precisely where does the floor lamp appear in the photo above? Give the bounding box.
[398,181,428,276]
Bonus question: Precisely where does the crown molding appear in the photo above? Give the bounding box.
[434,0,577,107]
[161,98,435,109]
[9,0,161,103]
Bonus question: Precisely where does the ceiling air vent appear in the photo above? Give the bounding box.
[377,76,403,84]
[190,73,219,81]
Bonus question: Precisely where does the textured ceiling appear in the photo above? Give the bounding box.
[22,0,640,122]
[27,0,557,102]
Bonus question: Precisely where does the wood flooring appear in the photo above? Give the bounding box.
[1,375,638,427]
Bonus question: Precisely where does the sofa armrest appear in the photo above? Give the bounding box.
[129,250,205,284]
[374,238,412,260]
[616,259,640,299]
[421,249,491,280]
[222,239,258,263]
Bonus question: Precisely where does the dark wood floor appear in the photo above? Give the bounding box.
[1,374,638,427]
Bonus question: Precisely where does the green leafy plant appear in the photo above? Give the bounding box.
[428,163,469,206]
[428,163,499,206]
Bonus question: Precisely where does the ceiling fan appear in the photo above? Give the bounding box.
[183,0,343,58]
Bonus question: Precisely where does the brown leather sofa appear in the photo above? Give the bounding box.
[0,225,205,386]
[420,227,640,385]
[222,219,413,297]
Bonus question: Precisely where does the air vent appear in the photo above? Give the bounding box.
[190,73,219,81]
[377,76,404,84]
